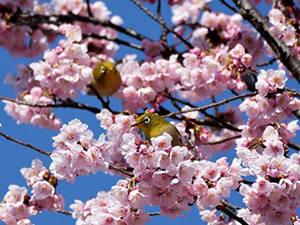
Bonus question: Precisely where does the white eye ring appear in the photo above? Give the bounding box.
[144,117,150,124]
[100,66,107,74]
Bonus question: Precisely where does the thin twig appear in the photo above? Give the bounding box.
[216,202,249,225]
[164,92,257,118]
[157,0,167,44]
[86,85,117,114]
[162,92,197,108]
[0,96,101,114]
[108,165,134,177]
[86,0,93,17]
[7,11,148,41]
[149,212,160,216]
[219,0,239,13]
[239,179,254,185]
[204,135,241,145]
[57,210,72,216]
[0,131,51,156]
[87,33,143,51]
[201,111,241,132]
[288,142,300,151]
[129,0,193,49]
[256,57,277,67]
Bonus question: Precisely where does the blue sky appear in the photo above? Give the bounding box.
[0,1,293,225]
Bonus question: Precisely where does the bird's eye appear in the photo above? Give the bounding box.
[144,117,150,124]
[100,66,107,74]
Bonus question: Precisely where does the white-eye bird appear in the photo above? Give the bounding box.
[88,61,121,96]
[131,113,183,147]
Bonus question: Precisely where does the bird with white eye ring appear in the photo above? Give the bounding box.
[87,61,121,96]
[131,113,183,147]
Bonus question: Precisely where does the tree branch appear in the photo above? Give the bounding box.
[157,0,167,44]
[216,200,248,225]
[108,165,134,177]
[85,0,93,17]
[0,96,101,114]
[204,135,241,145]
[58,210,72,216]
[129,0,193,49]
[0,131,51,156]
[86,85,117,114]
[164,92,257,118]
[288,142,300,151]
[7,10,147,41]
[86,33,143,51]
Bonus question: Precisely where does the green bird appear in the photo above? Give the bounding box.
[88,61,122,96]
[131,113,183,147]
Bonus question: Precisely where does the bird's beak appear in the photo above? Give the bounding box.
[131,121,141,127]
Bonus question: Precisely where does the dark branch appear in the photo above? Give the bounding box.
[157,0,167,44]
[86,85,117,114]
[0,96,101,114]
[0,131,51,156]
[87,33,143,51]
[164,92,257,118]
[58,210,72,216]
[108,165,134,177]
[288,142,300,151]
[256,57,277,67]
[129,0,193,49]
[86,0,93,17]
[204,135,241,145]
[7,11,147,41]
[216,201,248,225]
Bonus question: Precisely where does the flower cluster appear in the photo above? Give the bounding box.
[21,159,65,212]
[52,0,121,63]
[30,30,93,100]
[0,185,35,225]
[240,69,300,131]
[50,119,109,183]
[141,39,165,61]
[96,109,140,167]
[122,132,242,218]
[0,159,64,224]
[116,47,253,112]
[4,87,62,130]
[70,188,151,224]
[235,124,300,224]
[0,24,49,58]
[171,0,211,25]
[269,9,296,47]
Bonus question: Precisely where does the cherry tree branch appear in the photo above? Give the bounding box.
[85,0,93,17]
[6,10,148,41]
[0,96,101,114]
[204,135,241,145]
[157,0,167,43]
[84,33,143,51]
[129,0,193,49]
[256,57,277,67]
[288,142,300,151]
[164,92,257,118]
[86,84,118,114]
[231,0,300,84]
[216,200,248,225]
[0,128,136,178]
[0,131,51,156]
[108,165,134,178]
[58,210,72,216]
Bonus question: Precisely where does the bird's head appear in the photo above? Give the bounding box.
[93,61,117,81]
[131,113,166,133]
